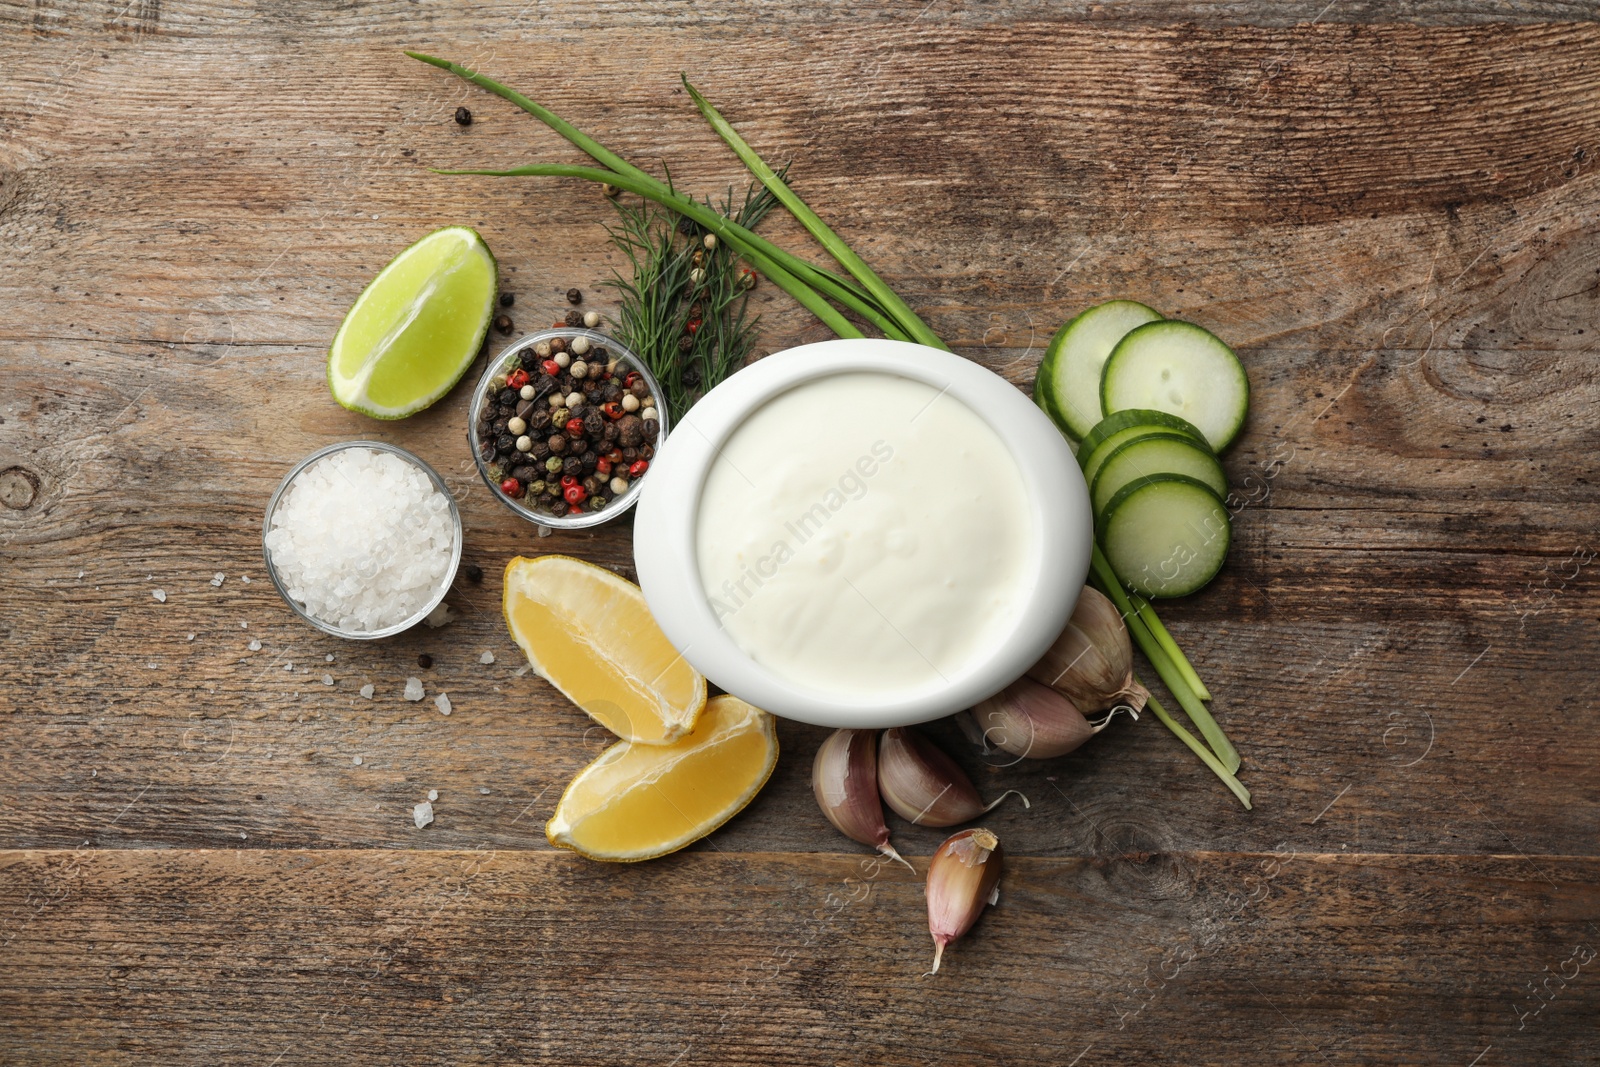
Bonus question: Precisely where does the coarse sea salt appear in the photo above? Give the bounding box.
[264,447,455,634]
[479,650,495,665]
[434,693,452,716]
[413,801,434,829]
[152,589,166,603]
[403,676,425,701]
[359,683,375,699]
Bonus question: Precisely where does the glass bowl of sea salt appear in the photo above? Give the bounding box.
[262,441,462,639]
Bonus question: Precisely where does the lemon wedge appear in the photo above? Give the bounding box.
[503,555,706,745]
[546,695,778,861]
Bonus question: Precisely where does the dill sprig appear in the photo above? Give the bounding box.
[602,171,786,421]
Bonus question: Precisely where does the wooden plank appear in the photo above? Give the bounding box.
[2,4,1599,1061]
[0,16,1597,858]
[2,849,1595,1064]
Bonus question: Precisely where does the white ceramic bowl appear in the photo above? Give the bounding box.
[633,338,1091,728]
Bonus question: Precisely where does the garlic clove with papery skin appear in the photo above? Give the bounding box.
[1027,585,1150,714]
[971,677,1095,759]
[877,727,1029,827]
[925,827,1003,975]
[812,728,913,870]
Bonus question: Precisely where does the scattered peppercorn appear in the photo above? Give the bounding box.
[464,563,484,583]
[454,106,473,126]
[418,653,434,669]
[495,314,514,335]
[499,292,514,308]
[566,288,583,305]
[564,309,584,327]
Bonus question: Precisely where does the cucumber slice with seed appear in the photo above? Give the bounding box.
[1100,321,1250,451]
[1035,301,1164,439]
[1099,474,1231,598]
[1091,434,1229,521]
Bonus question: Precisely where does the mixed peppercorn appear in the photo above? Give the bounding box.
[475,305,661,521]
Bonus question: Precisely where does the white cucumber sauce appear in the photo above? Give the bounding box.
[695,372,1036,700]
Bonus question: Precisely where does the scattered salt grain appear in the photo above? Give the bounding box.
[513,664,532,677]
[424,601,456,628]
[413,801,434,829]
[427,789,439,802]
[240,621,248,629]
[263,447,455,634]
[210,572,225,587]
[248,639,261,652]
[283,662,293,671]
[78,570,85,579]
[403,677,425,701]
[478,787,491,795]
[324,653,335,663]
[434,693,452,716]
[240,575,252,584]
[479,650,495,665]
[187,633,196,641]
[359,683,375,699]
[352,755,363,766]
[321,673,334,686]
[152,589,167,603]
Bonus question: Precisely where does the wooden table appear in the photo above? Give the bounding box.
[4,3,1598,1063]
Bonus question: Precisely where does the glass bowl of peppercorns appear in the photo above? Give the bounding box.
[469,327,668,529]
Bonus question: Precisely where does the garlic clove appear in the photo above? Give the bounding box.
[925,827,1003,975]
[1027,586,1150,714]
[971,677,1093,759]
[812,728,913,870]
[878,727,982,827]
[878,727,1028,827]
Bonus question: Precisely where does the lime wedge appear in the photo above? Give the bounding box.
[327,226,498,419]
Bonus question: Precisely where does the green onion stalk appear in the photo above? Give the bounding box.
[410,52,1247,806]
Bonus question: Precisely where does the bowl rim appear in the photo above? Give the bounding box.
[632,338,1092,729]
[467,328,670,530]
[261,440,464,640]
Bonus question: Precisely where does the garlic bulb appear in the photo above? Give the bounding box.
[925,827,1003,975]
[970,677,1094,759]
[1027,585,1149,714]
[812,728,912,870]
[877,727,1027,827]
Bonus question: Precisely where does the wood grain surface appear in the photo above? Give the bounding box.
[3,2,1599,1064]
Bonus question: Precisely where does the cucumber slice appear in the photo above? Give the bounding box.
[1077,407,1209,464]
[1099,474,1231,598]
[1035,301,1163,439]
[1100,321,1250,451]
[1081,427,1196,497]
[1090,434,1228,520]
